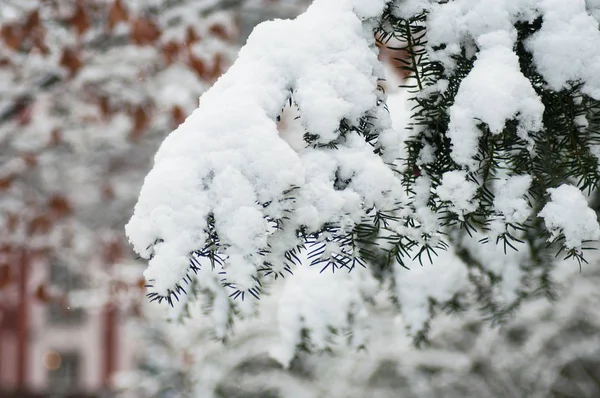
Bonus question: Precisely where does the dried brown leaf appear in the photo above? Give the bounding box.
[1,24,23,50]
[162,40,180,65]
[188,53,207,79]
[21,153,37,168]
[0,264,11,289]
[68,1,90,36]
[130,105,151,141]
[0,177,13,191]
[49,128,62,146]
[171,105,186,126]
[185,26,200,46]
[209,23,230,41]
[28,215,52,235]
[108,0,129,30]
[59,47,82,77]
[35,283,52,303]
[130,17,161,46]
[48,194,72,218]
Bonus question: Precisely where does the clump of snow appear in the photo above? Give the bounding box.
[126,0,396,297]
[539,184,600,250]
[394,245,469,335]
[489,174,533,236]
[527,0,600,99]
[377,62,412,165]
[392,0,433,19]
[350,0,386,19]
[447,31,544,169]
[462,232,528,304]
[416,0,600,102]
[436,170,478,217]
[588,0,600,21]
[270,262,376,367]
[425,0,531,72]
[412,176,439,235]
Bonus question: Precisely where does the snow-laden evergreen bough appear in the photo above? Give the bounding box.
[127,0,600,358]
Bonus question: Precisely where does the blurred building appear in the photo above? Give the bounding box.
[0,250,134,398]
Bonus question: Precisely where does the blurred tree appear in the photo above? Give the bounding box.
[0,0,246,310]
[0,0,268,393]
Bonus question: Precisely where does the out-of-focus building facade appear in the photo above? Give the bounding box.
[0,249,135,397]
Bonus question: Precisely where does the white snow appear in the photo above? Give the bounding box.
[418,0,547,169]
[394,245,469,335]
[493,175,532,225]
[270,262,376,367]
[527,0,600,98]
[400,0,600,171]
[489,174,533,237]
[539,184,600,250]
[120,0,600,363]
[126,0,398,297]
[462,232,528,304]
[436,170,478,217]
[448,31,544,168]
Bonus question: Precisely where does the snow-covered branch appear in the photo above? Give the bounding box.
[126,0,399,297]
[127,0,600,356]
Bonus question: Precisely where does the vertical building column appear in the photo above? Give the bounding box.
[102,303,117,388]
[0,248,6,385]
[0,284,4,386]
[16,248,29,389]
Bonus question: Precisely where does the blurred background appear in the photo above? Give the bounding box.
[1,1,600,397]
[0,1,308,396]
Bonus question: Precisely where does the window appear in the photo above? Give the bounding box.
[47,262,86,325]
[46,351,80,392]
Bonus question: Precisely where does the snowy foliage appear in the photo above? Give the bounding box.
[126,0,396,297]
[127,0,600,362]
[116,258,600,398]
[539,184,600,249]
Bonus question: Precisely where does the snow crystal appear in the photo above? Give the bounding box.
[539,184,600,250]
